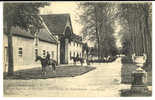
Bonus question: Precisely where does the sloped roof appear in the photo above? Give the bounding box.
[40,14,71,35]
[9,14,82,44]
[38,28,57,43]
[11,26,57,44]
[40,14,83,43]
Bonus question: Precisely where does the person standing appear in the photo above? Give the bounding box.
[46,51,50,65]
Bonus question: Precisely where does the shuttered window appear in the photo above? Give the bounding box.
[43,50,46,57]
[18,48,23,56]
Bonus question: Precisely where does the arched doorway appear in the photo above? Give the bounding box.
[60,27,72,64]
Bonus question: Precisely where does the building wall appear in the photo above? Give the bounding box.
[3,34,8,72]
[39,40,57,61]
[3,34,57,72]
[68,40,83,64]
[65,38,69,64]
[55,35,60,64]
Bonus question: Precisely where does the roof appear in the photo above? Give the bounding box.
[9,14,82,44]
[40,14,83,43]
[11,26,57,44]
[40,14,72,35]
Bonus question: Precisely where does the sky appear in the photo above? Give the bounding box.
[113,20,123,48]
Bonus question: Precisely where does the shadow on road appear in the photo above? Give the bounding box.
[4,65,96,80]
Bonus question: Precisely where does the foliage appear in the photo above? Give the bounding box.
[121,56,133,64]
[121,38,132,56]
[89,47,98,57]
[82,43,89,55]
[118,3,151,54]
[117,3,152,68]
[77,2,118,58]
[4,2,49,34]
[100,35,118,57]
[4,2,49,75]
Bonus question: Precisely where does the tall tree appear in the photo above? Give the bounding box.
[118,3,152,69]
[82,43,89,60]
[4,3,49,76]
[78,2,118,59]
[101,35,118,57]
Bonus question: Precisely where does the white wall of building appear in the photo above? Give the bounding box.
[3,34,57,72]
[68,40,82,64]
[39,40,57,61]
[3,34,8,72]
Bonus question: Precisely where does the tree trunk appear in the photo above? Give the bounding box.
[94,5,100,59]
[143,12,152,71]
[7,32,14,76]
[97,37,100,59]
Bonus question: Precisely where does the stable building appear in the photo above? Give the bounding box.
[41,14,83,64]
[3,13,83,72]
[3,25,58,72]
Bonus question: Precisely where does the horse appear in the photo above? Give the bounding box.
[71,56,84,66]
[35,56,57,76]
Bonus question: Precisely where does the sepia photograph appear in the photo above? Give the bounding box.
[2,1,152,97]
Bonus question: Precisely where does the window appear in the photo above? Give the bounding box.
[35,49,38,56]
[18,48,23,56]
[43,50,46,57]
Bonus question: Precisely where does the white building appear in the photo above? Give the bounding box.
[41,14,83,64]
[3,26,58,72]
[3,14,83,72]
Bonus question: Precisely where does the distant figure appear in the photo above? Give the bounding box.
[46,51,50,65]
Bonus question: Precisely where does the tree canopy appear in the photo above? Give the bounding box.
[4,3,49,34]
[4,2,49,75]
[117,3,152,70]
[118,3,151,56]
[77,2,118,58]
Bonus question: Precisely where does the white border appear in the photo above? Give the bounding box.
[0,1,3,99]
[0,1,154,100]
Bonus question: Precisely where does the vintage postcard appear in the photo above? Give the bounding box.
[3,1,152,97]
